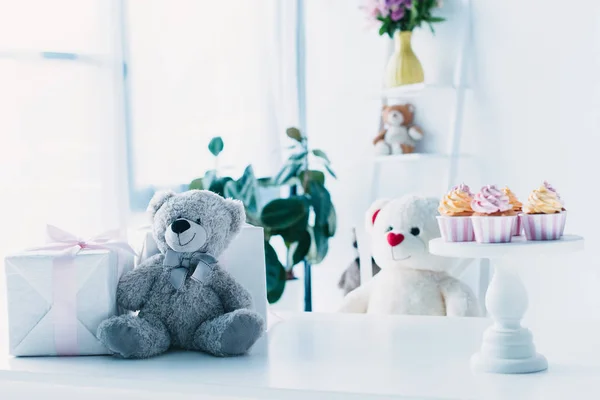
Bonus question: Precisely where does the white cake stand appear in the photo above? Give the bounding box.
[430,235,584,374]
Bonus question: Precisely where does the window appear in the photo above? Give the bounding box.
[124,0,299,210]
[0,0,126,248]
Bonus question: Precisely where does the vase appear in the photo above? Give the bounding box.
[384,31,424,88]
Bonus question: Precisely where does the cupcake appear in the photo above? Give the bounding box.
[521,181,566,241]
[437,184,475,242]
[470,185,517,243]
[502,187,523,236]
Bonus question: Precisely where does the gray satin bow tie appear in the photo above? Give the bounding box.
[164,250,217,290]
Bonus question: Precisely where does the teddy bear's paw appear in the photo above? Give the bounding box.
[97,315,171,359]
[374,141,391,156]
[219,310,265,356]
[97,316,142,358]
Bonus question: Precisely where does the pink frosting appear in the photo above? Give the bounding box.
[544,181,562,199]
[451,183,473,197]
[471,185,513,214]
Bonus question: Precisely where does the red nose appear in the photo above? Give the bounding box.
[387,232,405,246]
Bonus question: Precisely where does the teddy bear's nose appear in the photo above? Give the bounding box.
[387,232,405,247]
[171,219,190,234]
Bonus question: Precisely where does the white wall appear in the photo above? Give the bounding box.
[304,0,600,320]
[469,0,600,322]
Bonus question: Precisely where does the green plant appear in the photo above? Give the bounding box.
[189,136,233,197]
[189,130,336,304]
[259,127,337,302]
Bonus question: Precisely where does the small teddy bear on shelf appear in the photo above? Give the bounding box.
[339,195,480,316]
[97,189,265,359]
[373,103,424,155]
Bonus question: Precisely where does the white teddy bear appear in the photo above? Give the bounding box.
[339,195,480,316]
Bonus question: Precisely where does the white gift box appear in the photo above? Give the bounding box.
[4,243,133,357]
[135,224,267,322]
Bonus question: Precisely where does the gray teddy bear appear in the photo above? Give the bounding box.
[97,189,265,358]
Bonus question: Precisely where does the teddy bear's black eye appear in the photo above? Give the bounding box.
[387,226,393,232]
[410,227,420,236]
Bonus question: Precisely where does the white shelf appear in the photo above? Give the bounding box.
[430,234,584,259]
[373,152,469,164]
[379,83,469,99]
[381,83,427,98]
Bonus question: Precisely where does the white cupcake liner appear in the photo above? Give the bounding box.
[471,215,517,244]
[436,216,475,242]
[512,214,523,236]
[521,211,566,241]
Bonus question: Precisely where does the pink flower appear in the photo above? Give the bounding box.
[361,0,385,19]
[361,0,416,25]
[390,6,405,21]
[387,0,412,21]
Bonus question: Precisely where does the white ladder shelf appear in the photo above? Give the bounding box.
[357,0,490,311]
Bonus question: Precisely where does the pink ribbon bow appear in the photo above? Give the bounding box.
[27,225,136,356]
[28,224,137,256]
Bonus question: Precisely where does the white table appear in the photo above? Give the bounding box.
[1,312,600,399]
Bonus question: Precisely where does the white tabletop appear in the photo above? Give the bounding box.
[1,313,599,399]
[430,235,584,259]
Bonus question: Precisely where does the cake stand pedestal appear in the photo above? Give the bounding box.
[430,235,584,374]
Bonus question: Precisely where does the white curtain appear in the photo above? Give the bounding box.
[125,0,299,191]
[0,0,127,252]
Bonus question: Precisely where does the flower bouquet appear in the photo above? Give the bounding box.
[362,0,445,87]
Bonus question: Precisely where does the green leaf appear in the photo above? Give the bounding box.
[427,16,445,23]
[409,2,419,30]
[291,230,311,266]
[326,205,337,237]
[307,225,329,264]
[275,209,309,243]
[203,169,217,189]
[208,136,224,157]
[308,181,332,227]
[189,178,204,190]
[286,127,303,142]
[257,177,274,187]
[386,22,395,38]
[224,165,258,215]
[264,241,286,303]
[274,161,302,185]
[299,170,325,188]
[208,177,233,197]
[427,21,435,34]
[311,149,330,163]
[289,151,308,161]
[261,197,308,230]
[378,22,388,36]
[324,164,337,179]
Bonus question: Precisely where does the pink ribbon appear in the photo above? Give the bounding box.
[28,225,136,356]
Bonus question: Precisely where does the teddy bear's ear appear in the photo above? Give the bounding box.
[147,190,175,217]
[365,198,391,233]
[225,198,246,235]
[406,103,415,113]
